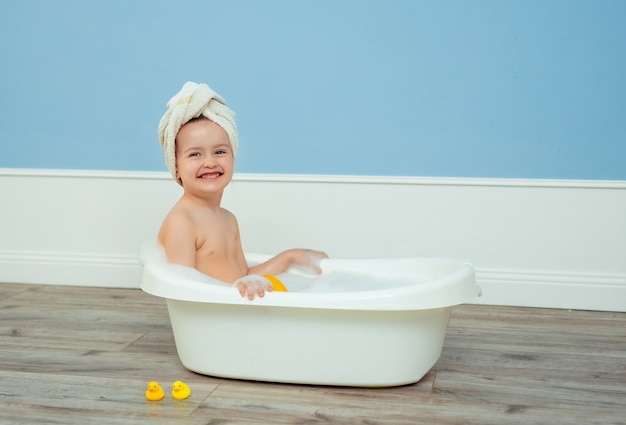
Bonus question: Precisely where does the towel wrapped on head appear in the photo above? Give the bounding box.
[158,81,238,185]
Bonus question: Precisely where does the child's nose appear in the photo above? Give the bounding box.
[203,156,216,167]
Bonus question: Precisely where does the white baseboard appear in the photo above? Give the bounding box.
[475,269,626,311]
[1,169,625,311]
[0,250,141,288]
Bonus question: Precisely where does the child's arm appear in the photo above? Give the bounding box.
[234,249,328,300]
[158,213,197,269]
[248,249,328,276]
[233,251,305,300]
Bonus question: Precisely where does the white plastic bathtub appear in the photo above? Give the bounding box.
[139,240,480,387]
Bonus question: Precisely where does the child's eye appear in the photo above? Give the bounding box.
[215,149,227,155]
[189,152,200,157]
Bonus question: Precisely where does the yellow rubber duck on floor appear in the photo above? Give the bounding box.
[172,380,191,400]
[145,381,165,401]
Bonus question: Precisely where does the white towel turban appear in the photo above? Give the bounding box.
[158,81,238,184]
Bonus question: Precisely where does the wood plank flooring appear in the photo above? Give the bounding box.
[0,282,624,424]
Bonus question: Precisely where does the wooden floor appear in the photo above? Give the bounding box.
[0,283,624,425]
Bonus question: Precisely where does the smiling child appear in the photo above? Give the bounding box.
[157,82,327,300]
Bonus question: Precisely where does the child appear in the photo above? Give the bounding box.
[157,81,328,300]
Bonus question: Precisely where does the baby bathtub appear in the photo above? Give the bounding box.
[139,240,480,387]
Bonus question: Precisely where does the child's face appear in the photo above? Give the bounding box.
[175,118,234,195]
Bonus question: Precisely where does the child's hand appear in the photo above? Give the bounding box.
[289,249,329,276]
[234,275,273,300]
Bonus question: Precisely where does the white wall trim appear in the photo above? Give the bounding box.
[476,269,626,311]
[1,168,625,311]
[0,250,140,288]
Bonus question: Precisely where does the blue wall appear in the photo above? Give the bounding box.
[1,0,624,179]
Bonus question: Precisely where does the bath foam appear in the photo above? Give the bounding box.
[270,270,425,293]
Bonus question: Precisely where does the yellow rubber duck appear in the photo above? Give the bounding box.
[263,274,288,292]
[172,380,191,400]
[145,381,165,401]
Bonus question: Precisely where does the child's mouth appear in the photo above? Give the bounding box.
[198,172,222,179]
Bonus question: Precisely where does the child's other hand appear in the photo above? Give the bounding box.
[290,249,329,276]
[234,275,273,300]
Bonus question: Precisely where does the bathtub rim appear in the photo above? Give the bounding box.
[139,240,480,311]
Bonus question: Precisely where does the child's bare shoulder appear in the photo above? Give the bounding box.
[166,200,196,223]
[219,208,240,229]
[220,207,237,221]
[159,200,198,239]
